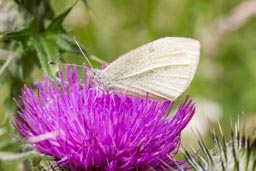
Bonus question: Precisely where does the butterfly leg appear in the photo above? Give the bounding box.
[111,93,116,106]
[92,86,100,103]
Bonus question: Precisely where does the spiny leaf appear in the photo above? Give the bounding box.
[46,4,75,33]
[184,123,256,171]
[1,28,30,41]
[30,35,60,76]
[57,34,82,54]
[14,0,53,19]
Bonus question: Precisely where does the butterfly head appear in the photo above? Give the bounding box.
[87,68,111,91]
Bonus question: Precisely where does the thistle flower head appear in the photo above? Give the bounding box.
[13,65,195,170]
[184,122,256,171]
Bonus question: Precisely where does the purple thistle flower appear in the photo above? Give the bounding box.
[13,65,195,171]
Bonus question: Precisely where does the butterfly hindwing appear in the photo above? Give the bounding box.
[97,37,200,100]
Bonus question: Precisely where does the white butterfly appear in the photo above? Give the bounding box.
[87,37,200,101]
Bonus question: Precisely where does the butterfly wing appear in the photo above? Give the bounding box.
[101,37,200,101]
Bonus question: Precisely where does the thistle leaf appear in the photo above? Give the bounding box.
[31,35,59,76]
[1,28,30,41]
[46,5,74,33]
[184,123,256,171]
[56,34,90,57]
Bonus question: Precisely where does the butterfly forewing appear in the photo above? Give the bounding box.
[95,37,200,101]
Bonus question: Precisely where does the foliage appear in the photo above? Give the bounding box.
[184,122,256,171]
[0,0,87,170]
[1,0,256,170]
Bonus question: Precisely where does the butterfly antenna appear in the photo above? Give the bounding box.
[48,62,84,68]
[74,38,93,69]
[90,54,108,65]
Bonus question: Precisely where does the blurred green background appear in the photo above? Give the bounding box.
[1,0,256,170]
[64,0,256,119]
